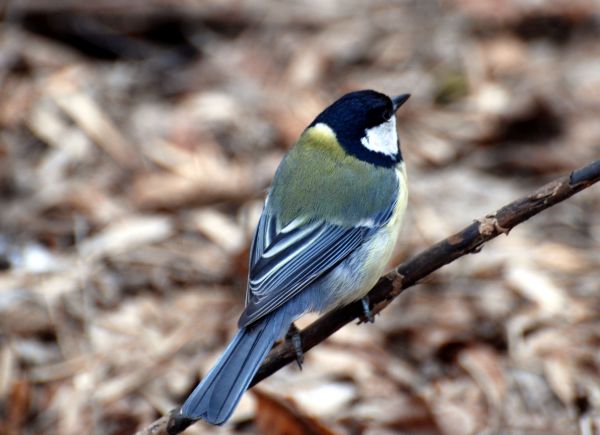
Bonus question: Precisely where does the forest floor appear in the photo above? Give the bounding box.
[1,1,599,434]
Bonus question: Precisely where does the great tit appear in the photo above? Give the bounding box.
[180,89,410,425]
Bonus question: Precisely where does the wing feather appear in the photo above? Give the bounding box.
[240,179,400,327]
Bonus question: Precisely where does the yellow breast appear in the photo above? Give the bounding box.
[327,162,408,309]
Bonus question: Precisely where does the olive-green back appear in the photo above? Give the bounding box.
[269,126,399,226]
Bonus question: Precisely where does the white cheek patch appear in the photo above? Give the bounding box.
[360,117,398,157]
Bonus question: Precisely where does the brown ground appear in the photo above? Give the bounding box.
[1,1,599,434]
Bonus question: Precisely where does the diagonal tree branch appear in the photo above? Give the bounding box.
[137,159,600,435]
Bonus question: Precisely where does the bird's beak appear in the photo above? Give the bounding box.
[392,94,411,112]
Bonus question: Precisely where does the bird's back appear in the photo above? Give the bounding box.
[269,123,400,227]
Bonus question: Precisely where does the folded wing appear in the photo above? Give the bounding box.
[239,194,397,327]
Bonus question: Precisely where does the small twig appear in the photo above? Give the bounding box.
[136,159,600,435]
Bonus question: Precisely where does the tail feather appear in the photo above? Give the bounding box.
[180,313,287,425]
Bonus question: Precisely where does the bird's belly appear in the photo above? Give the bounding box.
[301,163,408,315]
[315,224,399,313]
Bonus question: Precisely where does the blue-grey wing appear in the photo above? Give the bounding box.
[245,208,277,306]
[239,198,396,327]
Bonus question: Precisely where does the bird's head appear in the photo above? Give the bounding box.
[308,90,410,167]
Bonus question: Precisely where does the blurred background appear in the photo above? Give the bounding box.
[1,1,599,434]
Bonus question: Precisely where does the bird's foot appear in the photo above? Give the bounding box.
[361,296,375,323]
[285,322,304,370]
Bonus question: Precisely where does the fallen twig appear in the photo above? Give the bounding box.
[135,159,600,435]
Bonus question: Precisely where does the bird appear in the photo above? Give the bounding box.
[179,89,410,425]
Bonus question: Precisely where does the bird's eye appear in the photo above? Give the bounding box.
[383,110,392,120]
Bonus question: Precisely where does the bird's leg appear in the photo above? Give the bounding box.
[361,296,375,323]
[285,322,304,370]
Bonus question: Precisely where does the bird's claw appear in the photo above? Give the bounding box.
[285,323,304,370]
[361,296,375,323]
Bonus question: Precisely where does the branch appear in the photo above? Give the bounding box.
[136,159,600,435]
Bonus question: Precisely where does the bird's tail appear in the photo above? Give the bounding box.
[180,311,289,425]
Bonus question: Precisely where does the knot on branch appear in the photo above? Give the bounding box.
[478,215,510,237]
